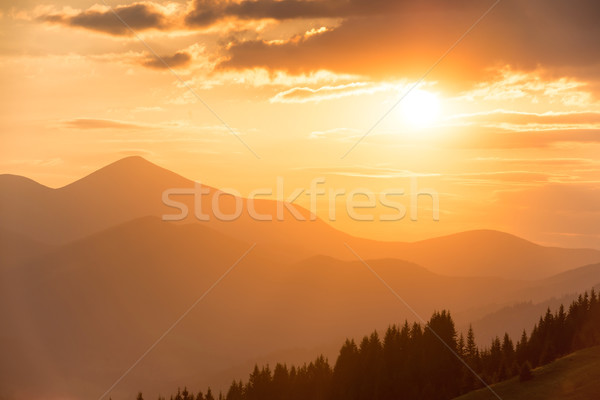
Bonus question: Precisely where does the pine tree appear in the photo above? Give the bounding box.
[458,333,465,358]
[205,388,214,400]
[466,325,478,365]
[519,362,533,382]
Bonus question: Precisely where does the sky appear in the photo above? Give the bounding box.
[1,0,600,248]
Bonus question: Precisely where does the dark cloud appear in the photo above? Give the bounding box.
[42,3,170,36]
[141,51,192,69]
[38,0,600,85]
[185,0,396,27]
[217,0,600,84]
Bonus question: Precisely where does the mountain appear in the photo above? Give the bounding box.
[0,156,351,263]
[0,157,191,245]
[453,346,600,400]
[1,156,599,279]
[2,216,600,400]
[348,229,600,280]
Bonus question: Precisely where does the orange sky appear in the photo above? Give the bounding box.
[1,0,600,248]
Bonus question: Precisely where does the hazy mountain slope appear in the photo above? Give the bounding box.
[0,228,52,268]
[467,283,600,345]
[351,230,600,279]
[1,156,599,279]
[453,346,600,400]
[0,217,253,399]
[0,217,526,399]
[2,216,599,400]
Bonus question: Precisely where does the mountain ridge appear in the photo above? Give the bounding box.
[2,156,599,280]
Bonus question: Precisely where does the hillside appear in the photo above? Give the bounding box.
[453,346,600,400]
[467,285,600,345]
[0,217,523,399]
[2,215,600,399]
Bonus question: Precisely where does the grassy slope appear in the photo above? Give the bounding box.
[453,346,600,400]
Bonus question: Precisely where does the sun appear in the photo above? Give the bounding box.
[400,89,441,128]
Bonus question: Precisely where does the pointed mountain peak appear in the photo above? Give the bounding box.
[60,156,193,192]
[98,155,162,174]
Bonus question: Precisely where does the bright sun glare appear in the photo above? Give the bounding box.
[401,89,441,128]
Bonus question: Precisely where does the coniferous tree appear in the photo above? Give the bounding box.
[519,362,533,382]
[205,388,214,400]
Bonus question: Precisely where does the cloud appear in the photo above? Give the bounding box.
[438,125,600,149]
[445,171,577,185]
[61,118,152,130]
[447,110,600,134]
[294,165,440,178]
[308,127,359,139]
[33,0,600,88]
[270,81,401,103]
[41,3,173,36]
[217,0,600,85]
[456,68,594,105]
[141,51,192,69]
[473,157,598,168]
[2,158,64,167]
[491,183,600,248]
[83,49,193,71]
[184,0,384,27]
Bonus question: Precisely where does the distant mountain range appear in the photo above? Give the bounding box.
[1,156,598,279]
[1,157,600,399]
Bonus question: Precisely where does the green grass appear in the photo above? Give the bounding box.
[453,346,600,400]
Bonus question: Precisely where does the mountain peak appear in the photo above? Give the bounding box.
[109,155,154,167]
[94,155,162,175]
[60,156,191,192]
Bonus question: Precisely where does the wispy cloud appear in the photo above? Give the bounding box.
[270,81,403,103]
[449,110,600,125]
[457,68,594,106]
[309,127,359,139]
[61,118,153,130]
[293,165,440,179]
[472,157,598,167]
[444,171,579,185]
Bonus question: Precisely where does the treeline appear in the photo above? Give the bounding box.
[142,288,600,400]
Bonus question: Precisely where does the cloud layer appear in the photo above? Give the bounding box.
[218,0,600,83]
[38,0,600,87]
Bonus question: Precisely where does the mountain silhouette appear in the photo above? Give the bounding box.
[1,156,598,279]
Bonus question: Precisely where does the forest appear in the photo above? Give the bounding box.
[137,288,600,400]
